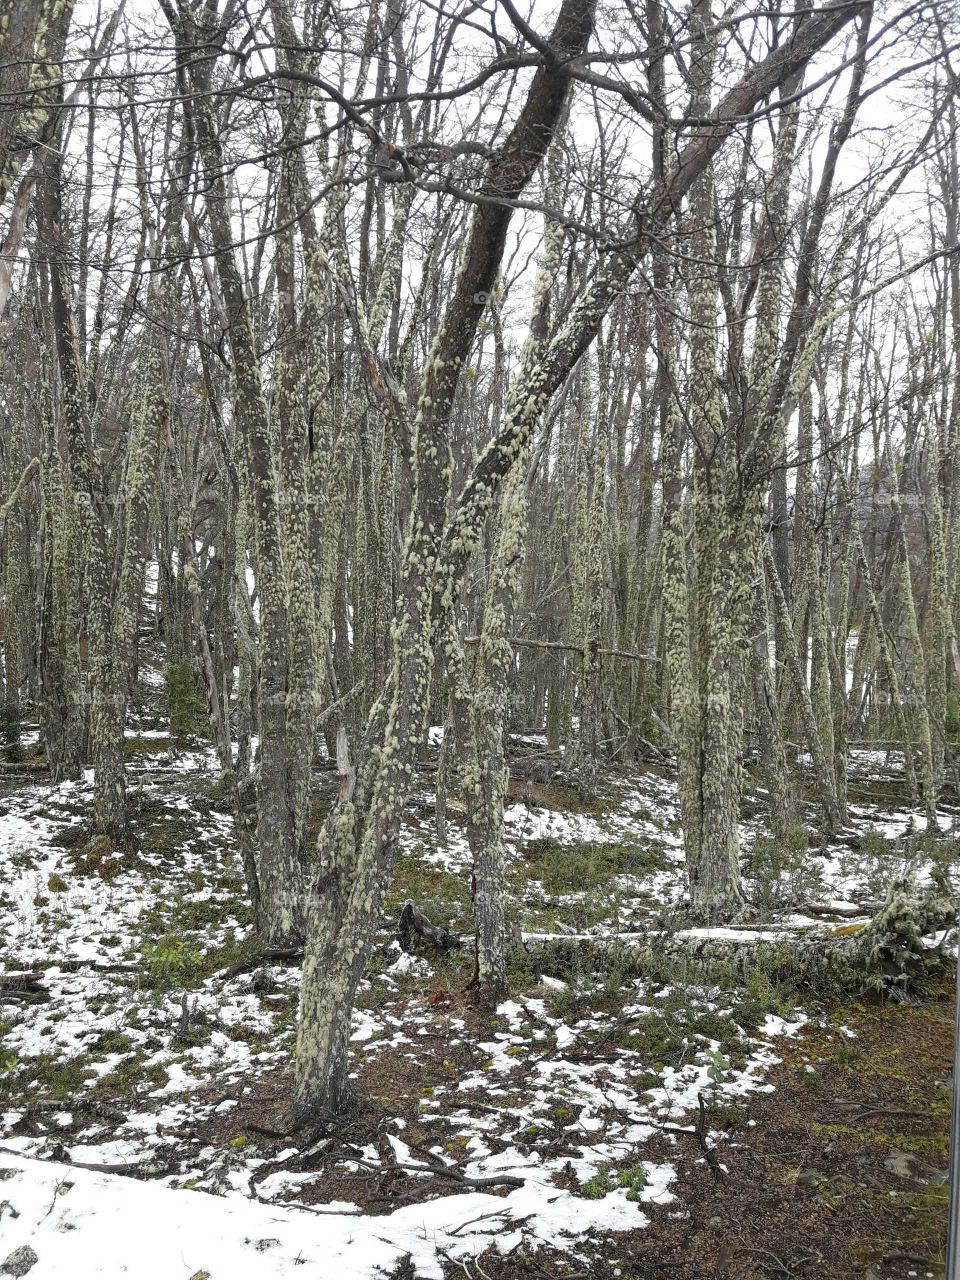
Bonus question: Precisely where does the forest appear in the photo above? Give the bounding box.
[0,0,959,1276]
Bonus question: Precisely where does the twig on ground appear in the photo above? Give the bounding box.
[661,1094,726,1183]
[220,947,304,979]
[345,1153,524,1189]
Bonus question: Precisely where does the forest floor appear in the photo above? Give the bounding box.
[0,680,956,1278]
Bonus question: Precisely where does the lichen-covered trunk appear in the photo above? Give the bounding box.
[751,571,795,840]
[292,0,595,1116]
[842,469,921,806]
[691,504,754,916]
[672,4,746,918]
[453,148,568,1005]
[182,23,301,944]
[41,131,129,840]
[925,422,950,814]
[289,0,862,1117]
[764,541,842,832]
[883,427,939,826]
[38,441,85,780]
[90,340,163,842]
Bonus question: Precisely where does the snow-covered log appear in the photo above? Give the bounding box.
[522,881,955,994]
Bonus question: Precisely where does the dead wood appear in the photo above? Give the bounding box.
[662,1094,726,1183]
[0,971,44,1001]
[397,901,461,954]
[220,947,305,979]
[522,881,955,994]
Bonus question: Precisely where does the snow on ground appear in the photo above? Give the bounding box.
[0,1146,658,1280]
[0,727,956,1276]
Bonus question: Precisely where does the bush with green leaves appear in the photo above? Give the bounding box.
[581,1163,648,1201]
[580,1165,615,1199]
[706,1047,731,1084]
[616,1165,647,1201]
[146,935,206,989]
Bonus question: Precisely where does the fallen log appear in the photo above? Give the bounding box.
[21,1099,128,1127]
[345,1152,523,1189]
[521,881,955,994]
[220,947,305,980]
[798,900,879,920]
[2,959,141,978]
[211,883,951,996]
[0,972,45,1001]
[0,1145,170,1178]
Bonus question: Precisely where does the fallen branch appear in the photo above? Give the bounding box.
[0,1146,170,1179]
[0,456,40,522]
[53,961,141,975]
[347,1154,523,1189]
[220,947,305,980]
[799,900,878,920]
[2,960,142,977]
[463,635,659,663]
[21,1100,127,1127]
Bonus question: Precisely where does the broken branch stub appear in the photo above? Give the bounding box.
[397,902,462,955]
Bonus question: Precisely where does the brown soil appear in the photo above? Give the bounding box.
[9,966,952,1280]
[436,982,953,1280]
[177,977,954,1280]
